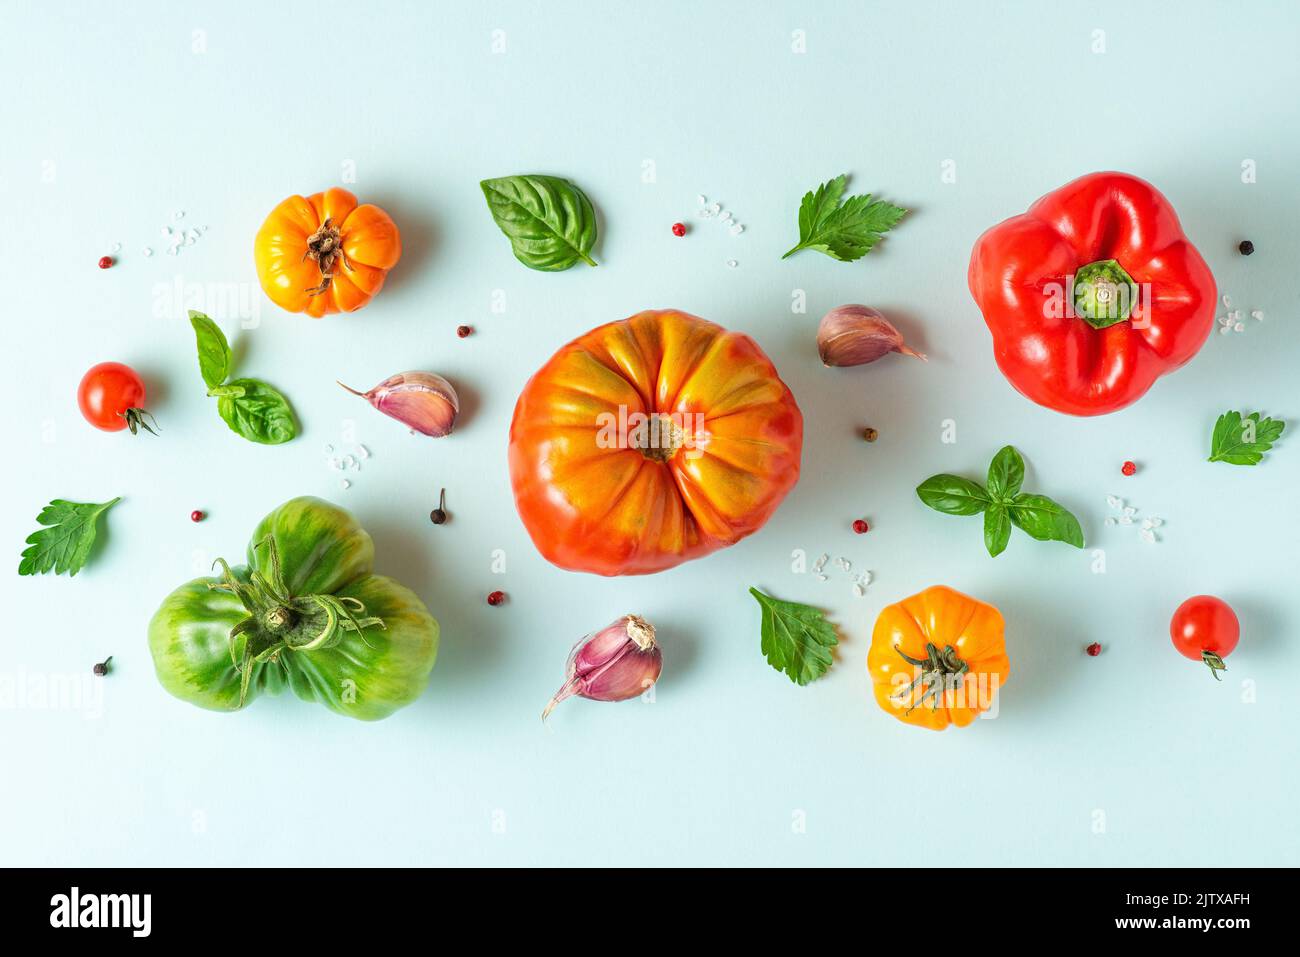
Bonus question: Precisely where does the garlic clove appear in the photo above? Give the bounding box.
[816,304,926,367]
[338,372,459,437]
[542,615,663,720]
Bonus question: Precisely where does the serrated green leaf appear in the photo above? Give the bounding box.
[1208,410,1285,465]
[986,445,1025,501]
[984,505,1012,557]
[217,378,297,445]
[782,174,906,262]
[189,310,231,390]
[18,497,121,577]
[749,587,838,685]
[916,474,991,515]
[480,174,598,271]
[1009,493,1085,548]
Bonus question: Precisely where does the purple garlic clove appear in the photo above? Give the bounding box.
[816,304,926,367]
[338,372,459,437]
[542,615,663,720]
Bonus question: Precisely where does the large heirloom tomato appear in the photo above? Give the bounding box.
[254,187,401,317]
[148,497,438,720]
[509,309,803,576]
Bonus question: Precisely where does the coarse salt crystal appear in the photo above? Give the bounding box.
[697,194,707,205]
[1139,528,1156,544]
[1106,495,1122,508]
[1222,294,1232,307]
[1219,325,1231,335]
[173,210,185,220]
[142,247,153,257]
[709,203,720,214]
[340,479,350,490]
[1123,506,1136,516]
[726,259,738,268]
[1251,310,1264,320]
[817,573,827,582]
[161,226,172,236]
[358,445,370,459]
[1234,323,1245,332]
[853,584,865,597]
[1119,516,1133,525]
[324,444,334,453]
[111,241,121,253]
[730,224,744,235]
[1105,517,1116,526]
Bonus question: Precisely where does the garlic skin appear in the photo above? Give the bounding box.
[817,305,926,367]
[542,615,663,720]
[338,372,459,437]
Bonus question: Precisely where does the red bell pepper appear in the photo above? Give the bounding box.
[968,172,1216,416]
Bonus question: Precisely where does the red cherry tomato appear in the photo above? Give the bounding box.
[77,362,157,435]
[1170,595,1239,680]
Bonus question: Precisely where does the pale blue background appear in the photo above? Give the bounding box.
[2,0,1297,866]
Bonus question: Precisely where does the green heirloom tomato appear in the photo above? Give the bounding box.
[148,496,438,720]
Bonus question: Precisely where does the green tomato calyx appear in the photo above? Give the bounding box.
[208,537,386,707]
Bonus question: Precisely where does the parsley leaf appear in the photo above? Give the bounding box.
[18,497,121,576]
[1209,410,1286,465]
[782,174,907,262]
[749,587,838,685]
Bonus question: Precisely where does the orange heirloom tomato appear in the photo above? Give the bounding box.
[254,187,401,317]
[867,585,1010,731]
[509,309,803,576]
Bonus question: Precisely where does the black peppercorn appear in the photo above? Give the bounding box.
[429,488,448,525]
[1239,240,1254,256]
[93,656,112,677]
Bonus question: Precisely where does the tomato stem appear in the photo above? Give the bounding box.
[303,217,353,296]
[1201,650,1228,681]
[892,642,969,713]
[121,407,160,436]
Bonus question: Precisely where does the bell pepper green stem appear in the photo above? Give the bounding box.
[1073,259,1137,329]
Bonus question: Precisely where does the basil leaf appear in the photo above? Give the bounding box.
[217,378,297,445]
[916,474,990,515]
[189,310,231,390]
[984,505,1011,557]
[748,587,838,685]
[1009,493,1084,547]
[986,445,1024,501]
[480,174,598,271]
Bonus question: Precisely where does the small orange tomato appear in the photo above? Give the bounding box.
[509,309,803,576]
[254,187,401,317]
[867,585,1010,731]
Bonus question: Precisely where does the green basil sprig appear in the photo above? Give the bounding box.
[189,311,297,445]
[917,445,1083,557]
[480,174,598,271]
